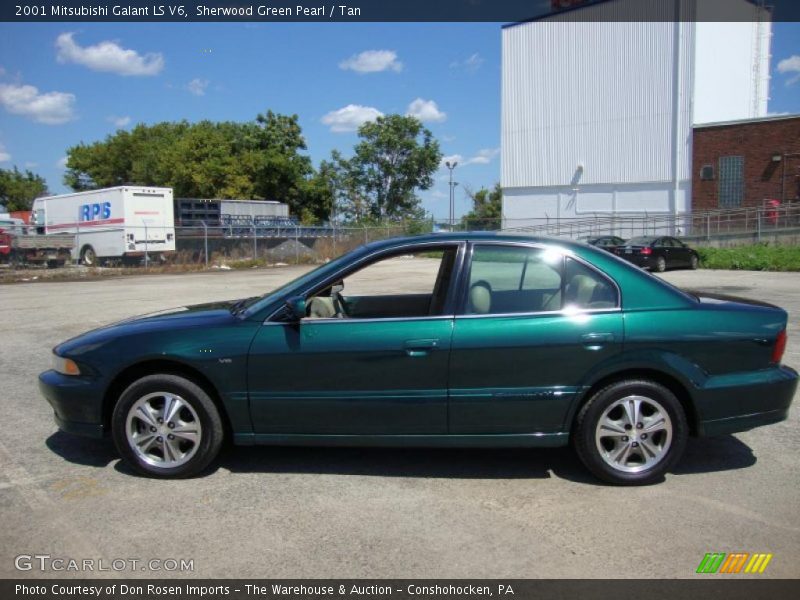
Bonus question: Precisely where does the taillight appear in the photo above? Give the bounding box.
[641,247,652,255]
[772,329,787,364]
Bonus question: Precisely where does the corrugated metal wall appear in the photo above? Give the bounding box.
[501,1,693,189]
[220,200,289,218]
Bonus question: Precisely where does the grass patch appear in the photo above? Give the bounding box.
[697,244,800,271]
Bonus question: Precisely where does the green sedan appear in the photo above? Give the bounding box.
[39,233,797,485]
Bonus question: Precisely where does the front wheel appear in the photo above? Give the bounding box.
[690,255,699,270]
[573,379,688,485]
[112,374,223,478]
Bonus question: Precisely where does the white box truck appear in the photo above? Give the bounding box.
[31,186,176,265]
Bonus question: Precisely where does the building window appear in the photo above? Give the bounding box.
[700,165,714,181]
[718,156,744,208]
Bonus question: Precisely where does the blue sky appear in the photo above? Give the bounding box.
[0,21,798,219]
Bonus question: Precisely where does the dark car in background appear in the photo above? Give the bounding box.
[614,236,699,272]
[584,235,626,252]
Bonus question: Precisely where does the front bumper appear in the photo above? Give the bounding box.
[695,365,798,436]
[39,370,106,438]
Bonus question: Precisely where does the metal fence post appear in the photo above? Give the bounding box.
[757,208,762,242]
[143,222,149,269]
[252,225,257,261]
[295,224,299,264]
[201,221,209,268]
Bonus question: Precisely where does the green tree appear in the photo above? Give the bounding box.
[0,167,49,212]
[336,115,441,220]
[461,182,502,230]
[63,111,331,221]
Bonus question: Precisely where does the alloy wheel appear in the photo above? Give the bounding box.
[594,395,673,473]
[125,392,202,469]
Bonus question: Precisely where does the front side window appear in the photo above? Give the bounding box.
[305,246,458,320]
[464,245,618,315]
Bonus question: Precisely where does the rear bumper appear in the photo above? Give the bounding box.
[38,370,106,438]
[695,365,797,436]
[616,253,653,269]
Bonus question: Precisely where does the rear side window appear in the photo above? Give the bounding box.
[464,245,618,315]
[563,258,618,310]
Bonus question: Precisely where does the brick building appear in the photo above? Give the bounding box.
[692,114,800,211]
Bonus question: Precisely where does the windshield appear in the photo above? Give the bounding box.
[239,244,369,318]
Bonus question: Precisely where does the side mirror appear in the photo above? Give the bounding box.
[285,296,307,321]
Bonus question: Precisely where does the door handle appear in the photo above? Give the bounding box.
[403,339,439,357]
[581,332,615,349]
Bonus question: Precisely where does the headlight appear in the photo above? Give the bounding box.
[52,354,81,376]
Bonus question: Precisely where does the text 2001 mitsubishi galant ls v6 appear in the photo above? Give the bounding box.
[39,233,797,485]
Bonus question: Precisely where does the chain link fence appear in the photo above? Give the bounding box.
[8,203,800,269]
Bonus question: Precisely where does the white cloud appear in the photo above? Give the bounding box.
[186,78,209,96]
[0,142,10,162]
[440,148,500,169]
[777,55,800,85]
[450,52,485,73]
[0,83,76,124]
[57,156,68,169]
[467,147,501,165]
[339,50,402,74]
[107,115,131,127]
[406,98,447,123]
[56,32,164,76]
[322,104,383,133]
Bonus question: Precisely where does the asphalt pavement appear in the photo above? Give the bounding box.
[1,266,798,578]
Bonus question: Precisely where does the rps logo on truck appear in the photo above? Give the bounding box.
[80,202,112,221]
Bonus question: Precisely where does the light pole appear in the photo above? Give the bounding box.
[445,161,458,229]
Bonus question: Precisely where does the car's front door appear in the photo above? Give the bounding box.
[247,244,462,435]
[448,243,624,434]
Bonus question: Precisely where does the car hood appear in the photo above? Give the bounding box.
[54,297,254,356]
[113,297,255,324]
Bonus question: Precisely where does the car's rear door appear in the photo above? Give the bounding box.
[448,242,623,435]
[669,237,691,266]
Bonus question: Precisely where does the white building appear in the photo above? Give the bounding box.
[501,0,772,234]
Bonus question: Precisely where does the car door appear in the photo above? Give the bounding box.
[246,243,463,435]
[448,242,623,434]
[669,237,691,266]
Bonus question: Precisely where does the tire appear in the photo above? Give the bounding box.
[573,379,688,485]
[111,374,223,478]
[653,255,666,273]
[690,254,699,270]
[80,245,97,266]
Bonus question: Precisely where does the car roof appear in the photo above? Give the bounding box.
[363,231,591,252]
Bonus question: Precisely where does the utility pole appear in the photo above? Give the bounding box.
[445,161,458,229]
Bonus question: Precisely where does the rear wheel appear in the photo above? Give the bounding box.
[80,245,97,266]
[112,374,223,478]
[653,255,667,273]
[573,379,688,485]
[690,255,699,270]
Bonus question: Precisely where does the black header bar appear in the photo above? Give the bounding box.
[2,0,800,23]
